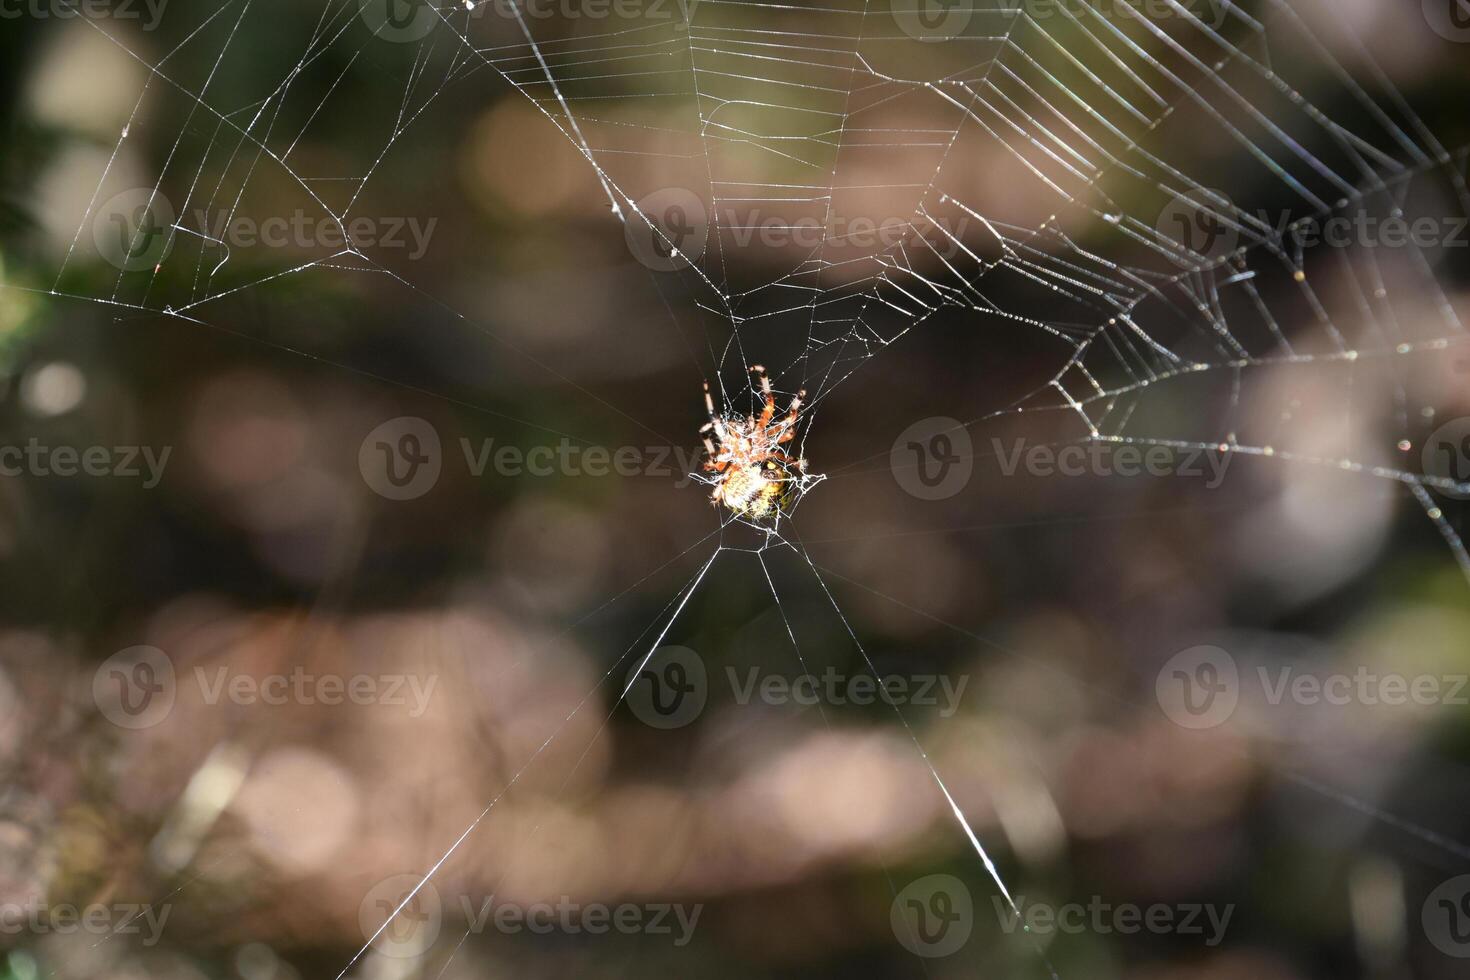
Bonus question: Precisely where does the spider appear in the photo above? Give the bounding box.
[701,365,808,523]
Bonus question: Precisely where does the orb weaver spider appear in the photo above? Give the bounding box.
[701,365,808,523]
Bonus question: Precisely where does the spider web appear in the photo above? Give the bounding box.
[9,0,1470,975]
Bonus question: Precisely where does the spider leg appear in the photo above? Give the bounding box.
[786,389,805,420]
[751,365,776,427]
[771,388,804,442]
[704,383,731,441]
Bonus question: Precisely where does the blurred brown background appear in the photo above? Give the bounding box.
[1,1,1469,978]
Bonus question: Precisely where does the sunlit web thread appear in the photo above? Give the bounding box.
[10,0,1470,973]
[336,545,721,980]
[770,542,1062,979]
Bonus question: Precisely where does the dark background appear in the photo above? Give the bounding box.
[1,2,1469,978]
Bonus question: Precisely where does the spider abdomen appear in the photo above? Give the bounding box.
[715,461,795,521]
